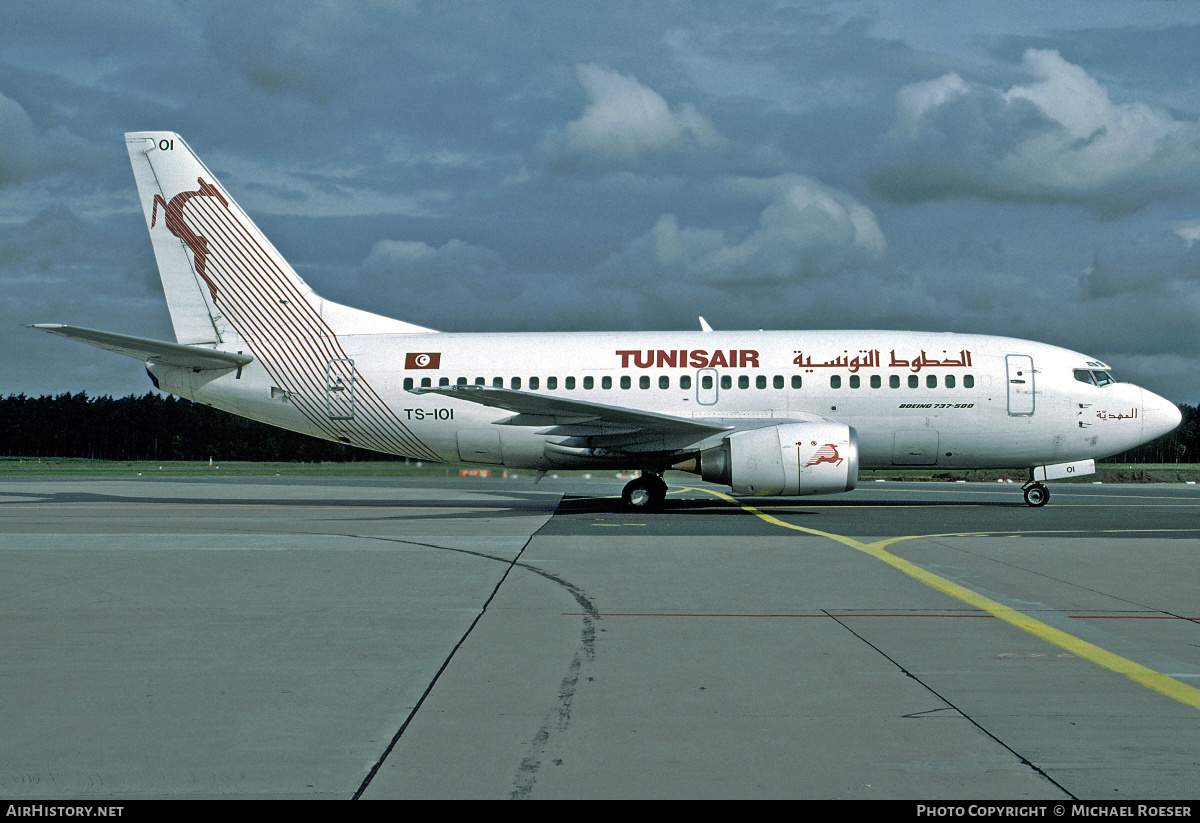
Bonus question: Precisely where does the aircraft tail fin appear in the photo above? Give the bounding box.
[124,132,434,345]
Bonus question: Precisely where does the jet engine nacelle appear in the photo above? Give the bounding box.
[700,422,858,496]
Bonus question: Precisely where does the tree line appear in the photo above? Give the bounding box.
[1107,401,1199,463]
[0,392,391,462]
[0,392,1196,464]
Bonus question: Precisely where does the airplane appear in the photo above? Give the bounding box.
[33,132,1182,509]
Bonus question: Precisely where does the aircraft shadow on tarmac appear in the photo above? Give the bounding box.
[0,489,1025,526]
[553,495,1024,516]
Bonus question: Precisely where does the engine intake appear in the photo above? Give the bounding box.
[700,422,858,496]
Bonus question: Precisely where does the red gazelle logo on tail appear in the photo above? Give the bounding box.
[152,178,228,302]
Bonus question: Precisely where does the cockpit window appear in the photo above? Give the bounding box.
[1074,368,1117,386]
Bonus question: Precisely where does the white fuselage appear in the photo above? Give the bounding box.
[150,328,1179,472]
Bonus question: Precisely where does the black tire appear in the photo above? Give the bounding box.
[1023,484,1049,507]
[622,475,667,510]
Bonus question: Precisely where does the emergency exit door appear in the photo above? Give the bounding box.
[325,358,356,420]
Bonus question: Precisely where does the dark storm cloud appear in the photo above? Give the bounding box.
[1,205,170,398]
[1,2,1199,403]
[0,89,101,187]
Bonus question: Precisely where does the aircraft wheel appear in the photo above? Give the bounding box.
[622,474,667,511]
[1023,483,1049,507]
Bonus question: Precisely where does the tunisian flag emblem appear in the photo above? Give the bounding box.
[404,352,441,369]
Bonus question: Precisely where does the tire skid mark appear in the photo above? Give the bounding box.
[347,509,601,801]
[509,569,599,800]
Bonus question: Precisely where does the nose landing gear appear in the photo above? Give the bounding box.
[621,472,668,510]
[1022,481,1049,507]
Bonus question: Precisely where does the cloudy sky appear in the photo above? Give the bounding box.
[3,0,1200,403]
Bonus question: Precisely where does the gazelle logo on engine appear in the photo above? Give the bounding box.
[803,443,843,467]
[405,352,441,369]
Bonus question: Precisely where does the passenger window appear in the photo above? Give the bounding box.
[791,375,802,389]
[440,377,450,387]
[849,375,860,389]
[511,377,521,389]
[474,377,485,385]
[403,377,413,390]
[926,375,937,388]
[702,375,713,389]
[621,376,631,389]
[547,376,557,390]
[870,375,881,389]
[890,375,900,389]
[659,375,670,389]
[421,377,431,388]
[757,375,767,389]
[639,375,650,389]
[720,375,732,389]
[738,375,749,389]
[565,376,575,390]
[602,376,612,389]
[583,376,594,389]
[681,375,691,390]
[908,375,918,389]
[493,377,503,388]
[831,375,841,389]
[964,375,975,389]
[773,375,784,389]
[945,375,955,389]
[457,377,467,386]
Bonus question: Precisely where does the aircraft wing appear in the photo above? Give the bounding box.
[410,385,732,452]
[31,324,253,371]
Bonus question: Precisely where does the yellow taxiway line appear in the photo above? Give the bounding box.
[687,487,1200,712]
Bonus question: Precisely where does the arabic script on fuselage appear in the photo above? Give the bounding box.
[1095,408,1137,421]
[792,349,974,373]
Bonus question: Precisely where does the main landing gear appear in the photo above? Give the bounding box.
[1022,481,1049,507]
[622,472,667,511]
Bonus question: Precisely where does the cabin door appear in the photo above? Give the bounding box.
[1006,354,1035,416]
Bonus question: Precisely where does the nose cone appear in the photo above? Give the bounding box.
[1141,388,1182,440]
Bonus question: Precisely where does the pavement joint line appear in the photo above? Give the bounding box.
[683,486,1200,713]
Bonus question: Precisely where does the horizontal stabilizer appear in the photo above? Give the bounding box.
[31,324,253,371]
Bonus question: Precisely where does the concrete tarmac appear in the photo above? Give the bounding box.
[1,475,1198,799]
